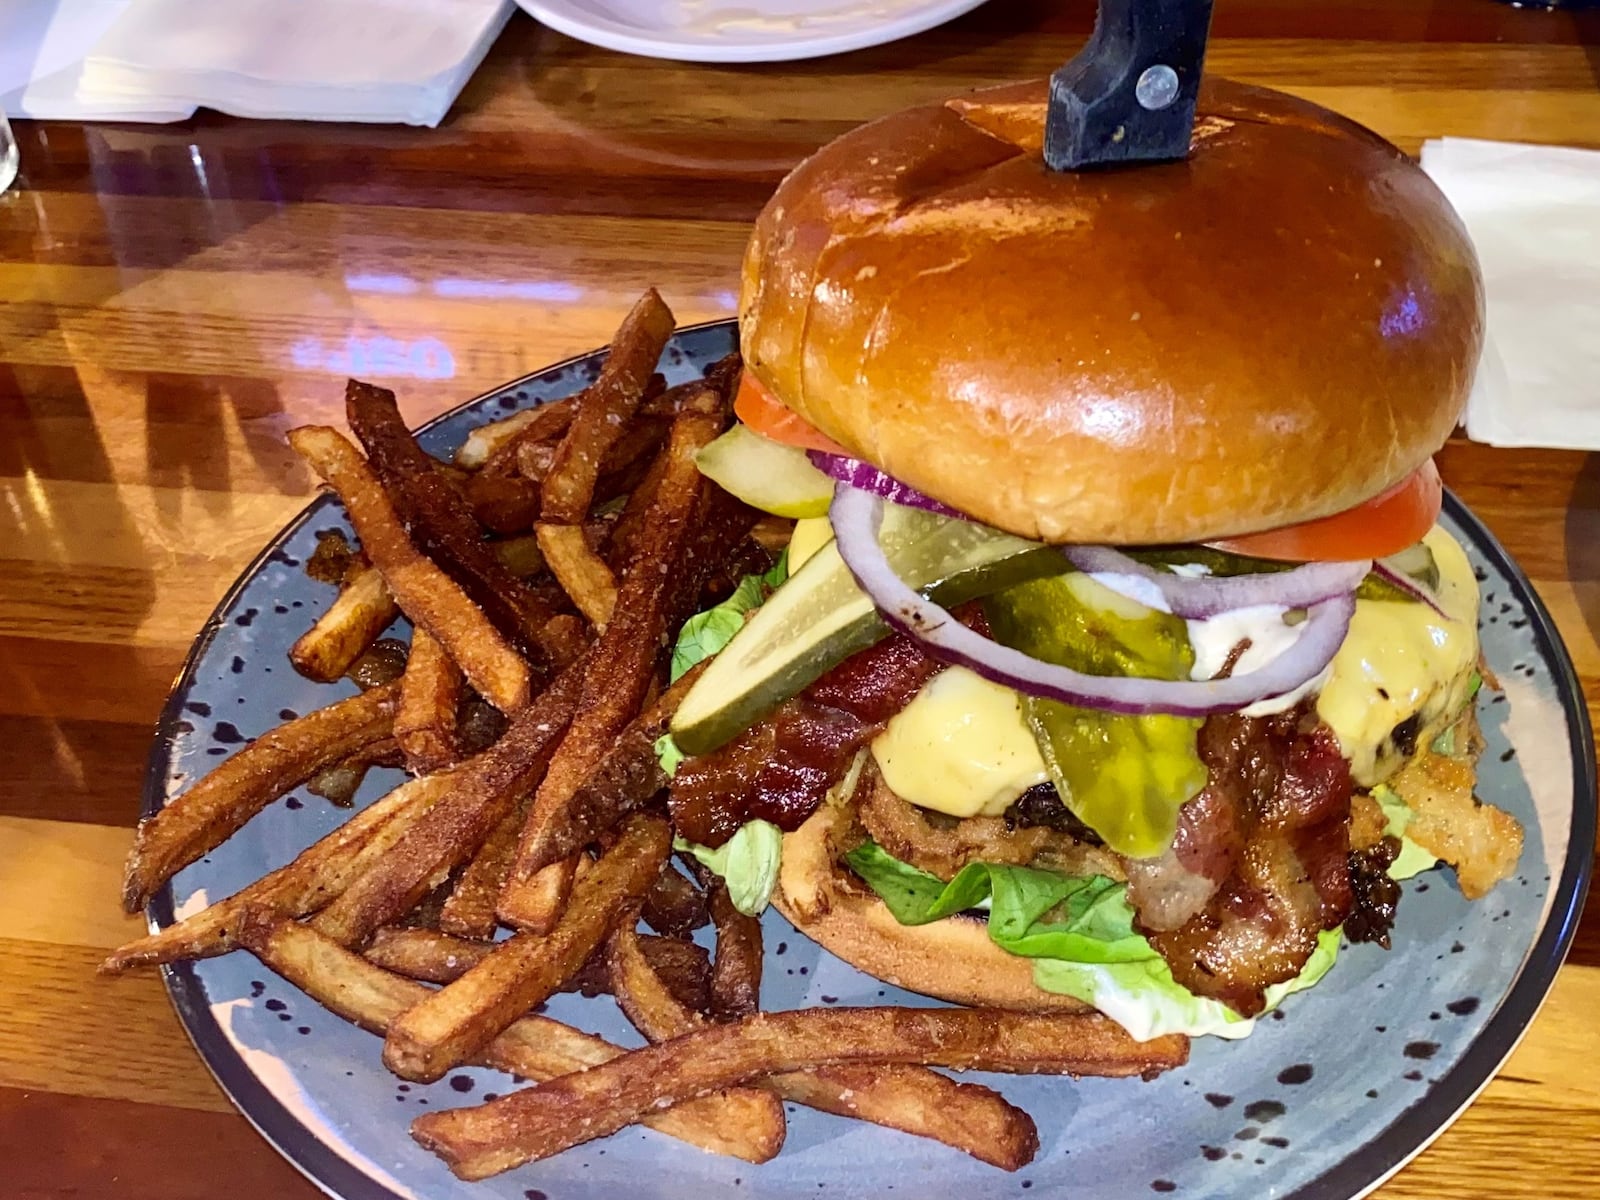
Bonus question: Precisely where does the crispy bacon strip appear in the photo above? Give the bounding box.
[1135,705,1355,1016]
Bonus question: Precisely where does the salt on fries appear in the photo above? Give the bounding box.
[107,293,1187,1185]
[414,1006,1188,1179]
[605,920,1042,1171]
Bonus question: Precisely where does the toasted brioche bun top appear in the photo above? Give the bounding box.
[739,78,1483,544]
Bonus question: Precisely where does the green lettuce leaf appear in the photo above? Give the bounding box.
[845,843,1152,964]
[653,733,685,778]
[669,550,788,683]
[674,819,784,916]
[655,551,788,778]
[845,839,1340,1040]
[1034,928,1340,1042]
[1374,785,1440,880]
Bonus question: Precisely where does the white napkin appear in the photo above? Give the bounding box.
[1,0,511,127]
[1,0,194,121]
[1422,137,1600,451]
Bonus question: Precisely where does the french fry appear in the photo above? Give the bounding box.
[290,562,400,683]
[534,523,618,628]
[605,921,1038,1169]
[103,772,452,972]
[122,681,402,912]
[515,664,701,876]
[520,413,667,493]
[606,919,708,1039]
[382,813,670,1082]
[707,882,762,1021]
[365,926,711,1013]
[345,381,561,668]
[363,926,496,981]
[769,1064,1040,1171]
[234,913,782,1164]
[470,372,687,480]
[464,472,540,535]
[605,920,787,1138]
[504,856,578,934]
[535,613,590,673]
[605,439,671,569]
[498,396,729,931]
[290,425,531,713]
[436,797,525,940]
[539,290,676,525]
[413,1007,1188,1179]
[310,662,584,948]
[456,402,569,471]
[480,400,578,477]
[394,628,463,774]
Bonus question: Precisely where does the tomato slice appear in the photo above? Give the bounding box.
[734,371,851,456]
[1207,461,1443,562]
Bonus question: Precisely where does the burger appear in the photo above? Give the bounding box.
[658,77,1524,1041]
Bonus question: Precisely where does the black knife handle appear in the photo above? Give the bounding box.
[1044,0,1216,170]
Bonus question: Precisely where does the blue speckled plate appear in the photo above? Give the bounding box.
[145,321,1595,1200]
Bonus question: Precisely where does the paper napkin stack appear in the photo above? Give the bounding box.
[1423,138,1600,451]
[2,0,512,127]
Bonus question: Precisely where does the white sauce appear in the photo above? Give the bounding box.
[1186,604,1331,717]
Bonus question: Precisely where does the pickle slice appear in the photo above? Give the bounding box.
[984,574,1207,859]
[694,424,834,519]
[670,505,1065,756]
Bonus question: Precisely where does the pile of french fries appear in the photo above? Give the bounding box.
[104,291,1189,1181]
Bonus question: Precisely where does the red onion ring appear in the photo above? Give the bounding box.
[830,485,1357,718]
[1371,561,1449,618]
[1061,545,1371,619]
[806,451,966,519]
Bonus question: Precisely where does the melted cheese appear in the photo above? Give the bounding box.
[787,517,833,572]
[871,666,1048,818]
[856,524,1479,812]
[1316,526,1480,786]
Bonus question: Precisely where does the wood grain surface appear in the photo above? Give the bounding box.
[2,2,1597,1196]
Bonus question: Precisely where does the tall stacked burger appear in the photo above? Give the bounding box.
[658,77,1524,1040]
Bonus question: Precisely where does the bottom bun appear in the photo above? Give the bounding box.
[774,796,1089,1013]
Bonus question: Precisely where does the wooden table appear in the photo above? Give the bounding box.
[2,2,1596,1196]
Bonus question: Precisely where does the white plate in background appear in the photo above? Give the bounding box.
[517,0,991,62]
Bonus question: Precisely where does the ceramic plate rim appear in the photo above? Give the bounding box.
[515,0,991,63]
[142,319,1596,1200]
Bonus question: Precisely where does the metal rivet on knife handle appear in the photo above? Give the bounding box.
[1044,0,1216,171]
